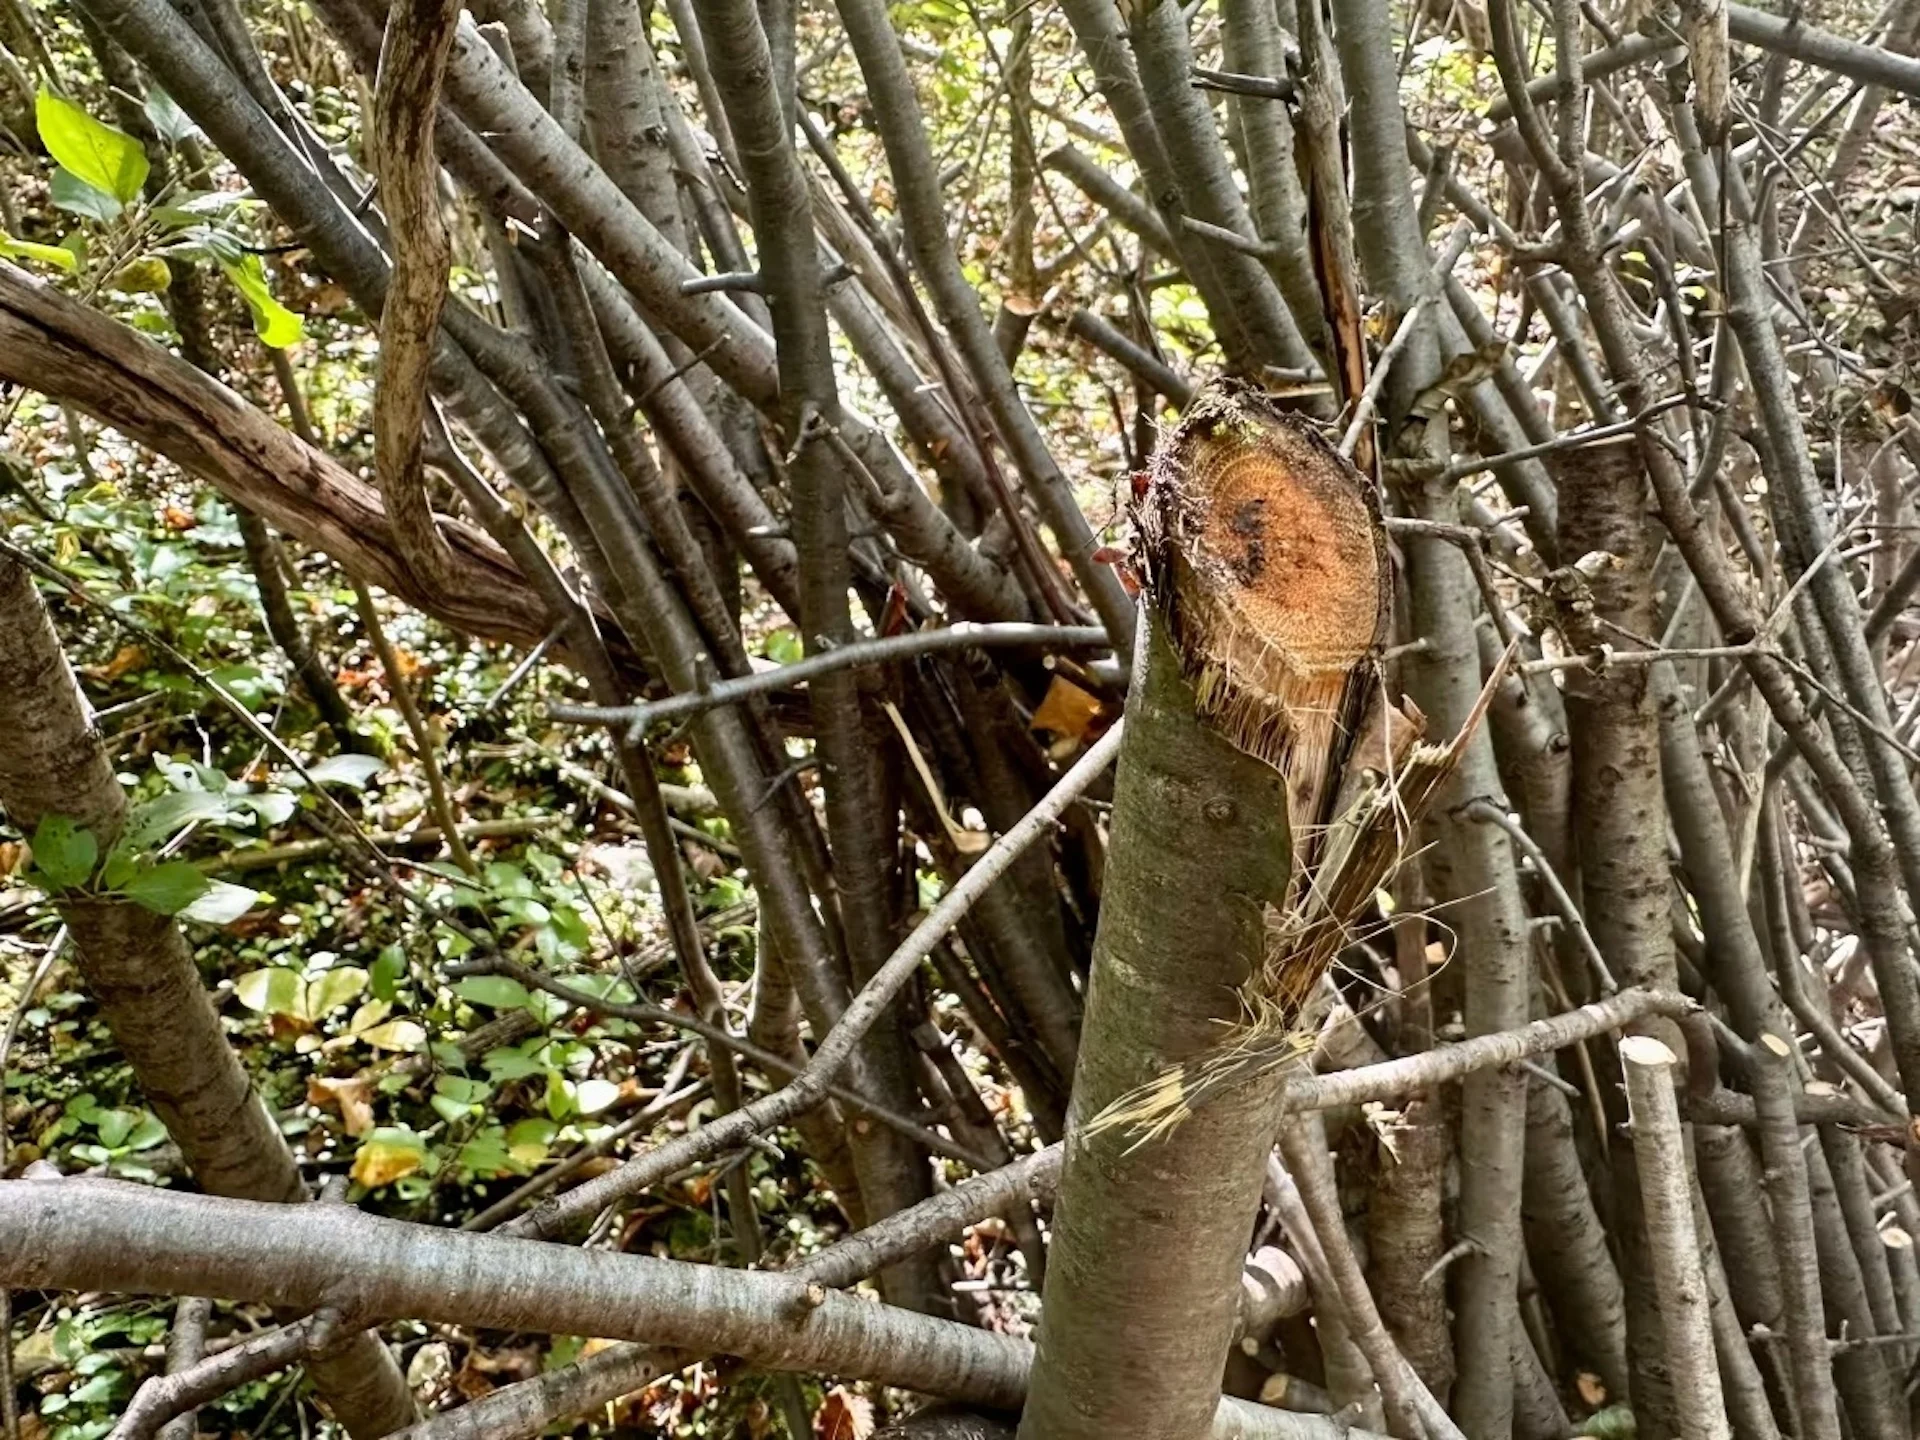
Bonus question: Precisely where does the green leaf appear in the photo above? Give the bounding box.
[125,1113,167,1151]
[483,1046,547,1082]
[0,233,77,271]
[49,169,123,223]
[122,860,210,915]
[306,753,385,788]
[455,1128,514,1178]
[123,790,239,850]
[179,878,260,926]
[106,256,173,294]
[305,966,368,1018]
[32,815,98,889]
[36,89,149,205]
[235,967,303,1015]
[142,87,197,143]
[95,1108,137,1149]
[563,973,635,1007]
[371,945,406,1003]
[454,975,531,1011]
[217,254,303,348]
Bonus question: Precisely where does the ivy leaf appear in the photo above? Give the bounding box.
[122,860,211,915]
[0,233,77,271]
[31,816,97,890]
[49,167,122,222]
[36,89,149,205]
[236,967,303,1015]
[217,254,304,349]
[179,878,261,927]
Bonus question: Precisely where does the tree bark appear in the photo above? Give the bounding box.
[1016,614,1293,1440]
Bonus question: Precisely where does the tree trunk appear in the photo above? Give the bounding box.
[1016,613,1292,1440]
[1022,383,1386,1439]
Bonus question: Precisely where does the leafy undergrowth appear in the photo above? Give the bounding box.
[0,399,1037,1439]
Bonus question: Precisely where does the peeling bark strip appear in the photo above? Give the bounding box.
[370,0,463,590]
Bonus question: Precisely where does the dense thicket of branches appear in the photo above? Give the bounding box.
[3,0,1920,1434]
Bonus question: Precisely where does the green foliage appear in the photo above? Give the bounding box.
[30,814,98,890]
[26,88,304,347]
[36,87,149,211]
[217,252,306,348]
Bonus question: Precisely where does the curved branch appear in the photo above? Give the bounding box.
[0,261,550,650]
[369,0,464,590]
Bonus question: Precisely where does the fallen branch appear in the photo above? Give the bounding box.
[0,1177,1380,1440]
[1277,986,1691,1113]
[0,263,551,651]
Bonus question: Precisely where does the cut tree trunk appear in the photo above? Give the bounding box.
[1019,383,1386,1440]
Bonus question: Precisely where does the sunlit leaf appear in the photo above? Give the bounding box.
[217,253,304,348]
[350,1126,427,1188]
[36,89,149,204]
[306,966,369,1018]
[571,1078,620,1117]
[307,753,385,788]
[359,1018,427,1052]
[179,878,261,926]
[235,967,303,1015]
[0,233,77,271]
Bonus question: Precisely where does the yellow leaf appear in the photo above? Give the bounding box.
[350,1127,425,1187]
[359,1018,426,1051]
[1029,675,1104,741]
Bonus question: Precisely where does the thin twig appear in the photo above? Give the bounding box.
[1466,800,1618,992]
[501,722,1125,1239]
[545,623,1111,735]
